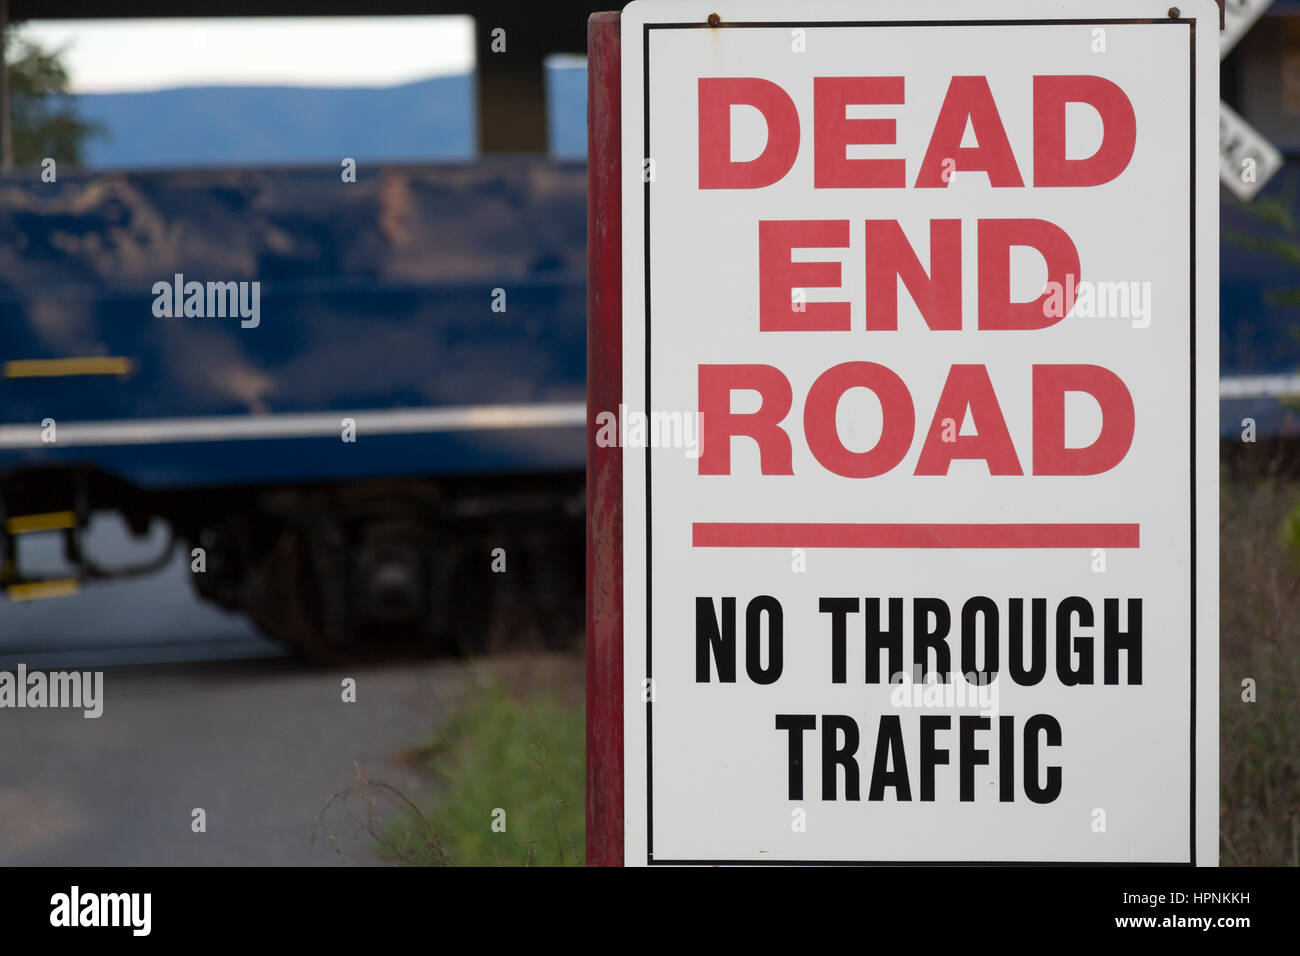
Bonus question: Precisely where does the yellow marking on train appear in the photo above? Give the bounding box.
[6,579,81,602]
[5,511,77,535]
[3,357,134,378]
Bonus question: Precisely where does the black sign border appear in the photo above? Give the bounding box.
[640,16,1200,867]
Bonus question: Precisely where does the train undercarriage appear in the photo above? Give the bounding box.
[0,466,585,663]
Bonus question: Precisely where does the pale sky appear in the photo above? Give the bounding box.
[19,17,476,93]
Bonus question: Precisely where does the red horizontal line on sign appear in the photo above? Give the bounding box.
[692,523,1140,549]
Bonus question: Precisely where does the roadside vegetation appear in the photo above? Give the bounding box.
[317,653,585,866]
[1220,468,1300,866]
[386,681,584,866]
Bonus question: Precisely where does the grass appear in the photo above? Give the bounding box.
[380,669,585,866]
[1220,471,1300,866]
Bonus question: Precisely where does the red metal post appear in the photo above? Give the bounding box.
[586,10,624,867]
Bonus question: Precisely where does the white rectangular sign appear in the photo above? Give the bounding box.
[621,0,1219,865]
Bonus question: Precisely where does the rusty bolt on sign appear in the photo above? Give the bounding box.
[708,12,721,27]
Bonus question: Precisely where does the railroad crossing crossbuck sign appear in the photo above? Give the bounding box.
[1219,0,1282,200]
[599,0,1219,866]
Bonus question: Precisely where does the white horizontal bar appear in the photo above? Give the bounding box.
[0,402,586,449]
[1219,374,1300,399]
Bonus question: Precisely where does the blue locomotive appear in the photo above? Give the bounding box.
[0,160,588,659]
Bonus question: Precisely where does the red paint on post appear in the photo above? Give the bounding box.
[586,10,624,867]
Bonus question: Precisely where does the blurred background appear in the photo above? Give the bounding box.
[0,2,1294,866]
